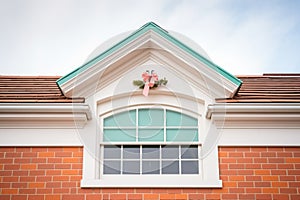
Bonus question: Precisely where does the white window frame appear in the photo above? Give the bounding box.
[81,105,222,188]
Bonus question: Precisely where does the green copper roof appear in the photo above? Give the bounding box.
[57,22,242,87]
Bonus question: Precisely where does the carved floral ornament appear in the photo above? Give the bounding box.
[133,70,168,96]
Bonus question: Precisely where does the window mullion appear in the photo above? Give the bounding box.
[179,145,182,175]
[120,145,123,175]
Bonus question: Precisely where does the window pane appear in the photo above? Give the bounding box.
[103,129,136,142]
[181,161,199,174]
[123,161,140,174]
[142,146,160,159]
[138,129,164,142]
[166,129,198,142]
[104,146,121,159]
[123,146,140,159]
[181,145,198,159]
[104,110,136,127]
[138,109,164,127]
[103,160,121,174]
[162,146,179,159]
[142,161,160,174]
[162,161,179,174]
[166,110,197,127]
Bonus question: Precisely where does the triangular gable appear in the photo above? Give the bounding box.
[57,22,242,99]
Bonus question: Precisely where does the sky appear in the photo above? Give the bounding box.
[0,0,300,76]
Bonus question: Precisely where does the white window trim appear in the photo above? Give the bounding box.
[81,105,222,188]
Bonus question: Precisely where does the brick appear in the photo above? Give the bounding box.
[255,169,270,175]
[4,164,20,170]
[237,170,254,175]
[229,175,244,181]
[245,164,261,169]
[2,188,18,194]
[261,164,277,169]
[3,176,18,182]
[239,194,255,199]
[55,163,71,169]
[38,152,55,157]
[86,194,103,200]
[229,164,244,169]
[62,195,85,200]
[237,158,253,163]
[246,188,261,193]
[46,182,62,188]
[11,195,27,200]
[254,158,268,163]
[273,194,289,200]
[222,194,238,199]
[288,169,300,175]
[254,181,271,187]
[175,194,188,200]
[286,158,300,163]
[127,194,143,200]
[62,169,79,175]
[280,188,298,194]
[47,158,62,163]
[0,195,10,200]
[28,195,44,200]
[228,152,243,157]
[261,152,276,157]
[28,182,45,188]
[256,194,272,200]
[291,195,300,200]
[289,181,300,187]
[23,152,37,157]
[237,182,253,187]
[144,194,159,200]
[5,152,22,158]
[55,152,72,157]
[188,194,204,200]
[53,188,70,194]
[262,175,279,181]
[205,194,220,199]
[221,158,236,163]
[29,170,45,176]
[37,189,53,194]
[268,158,285,163]
[46,170,61,175]
[21,164,37,170]
[223,181,237,187]
[53,175,69,181]
[272,181,288,187]
[109,194,126,200]
[160,194,176,199]
[14,158,31,163]
[229,188,244,193]
[262,188,279,193]
[271,170,286,175]
[19,188,36,194]
[280,175,296,181]
[38,163,54,169]
[31,158,47,163]
[251,147,267,152]
[0,158,13,163]
[63,157,81,163]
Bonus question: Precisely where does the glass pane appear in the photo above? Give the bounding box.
[162,146,179,159]
[104,146,121,159]
[103,129,136,142]
[181,145,198,159]
[138,109,164,127]
[181,161,199,174]
[103,160,121,174]
[104,110,136,127]
[123,146,140,159]
[166,129,198,142]
[162,161,179,174]
[166,110,197,127]
[123,161,140,174]
[142,161,160,174]
[138,129,164,142]
[142,146,160,159]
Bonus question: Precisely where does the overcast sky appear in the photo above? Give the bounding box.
[1,0,300,76]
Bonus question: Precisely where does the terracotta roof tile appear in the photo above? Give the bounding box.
[1,74,300,103]
[217,74,300,103]
[0,76,84,103]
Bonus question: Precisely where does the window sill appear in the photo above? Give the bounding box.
[81,176,222,188]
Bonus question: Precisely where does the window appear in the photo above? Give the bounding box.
[81,107,222,188]
[101,108,200,176]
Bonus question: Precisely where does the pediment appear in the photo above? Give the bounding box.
[57,22,241,101]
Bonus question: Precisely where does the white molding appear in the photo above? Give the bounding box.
[81,176,222,188]
[0,129,83,146]
[59,30,239,99]
[0,103,91,128]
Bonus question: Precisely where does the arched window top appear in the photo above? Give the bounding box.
[103,108,198,143]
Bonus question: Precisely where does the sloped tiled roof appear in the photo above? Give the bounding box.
[0,76,84,103]
[1,74,300,103]
[217,74,300,103]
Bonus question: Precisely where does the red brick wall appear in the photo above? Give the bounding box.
[0,147,300,200]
